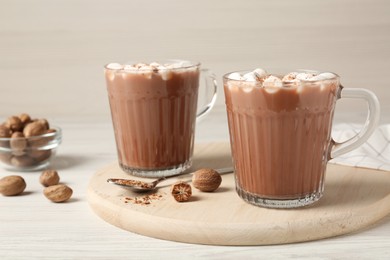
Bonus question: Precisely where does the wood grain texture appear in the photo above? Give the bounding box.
[87,143,390,245]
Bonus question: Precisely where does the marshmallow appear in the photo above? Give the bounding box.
[140,65,153,70]
[123,65,137,71]
[106,63,123,70]
[282,72,298,82]
[167,61,192,69]
[310,72,337,81]
[157,65,167,71]
[263,75,283,88]
[149,62,161,68]
[228,72,243,80]
[296,72,315,81]
[253,68,267,80]
[243,72,257,82]
[134,63,147,69]
[310,72,337,91]
[282,72,300,87]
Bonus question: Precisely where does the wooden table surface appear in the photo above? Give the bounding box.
[0,0,389,259]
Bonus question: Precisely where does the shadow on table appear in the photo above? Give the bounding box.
[50,154,92,170]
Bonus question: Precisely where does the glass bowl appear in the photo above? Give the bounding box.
[0,126,62,171]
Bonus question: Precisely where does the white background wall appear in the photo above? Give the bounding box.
[1,0,389,123]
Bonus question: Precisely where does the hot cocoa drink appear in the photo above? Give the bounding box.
[225,68,379,208]
[105,61,200,177]
[224,69,342,208]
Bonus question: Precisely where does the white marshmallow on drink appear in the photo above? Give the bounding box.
[310,72,337,81]
[282,72,300,87]
[106,63,123,70]
[166,61,190,70]
[149,62,161,68]
[296,72,315,81]
[226,73,242,90]
[105,63,123,81]
[243,72,257,82]
[282,72,298,81]
[263,75,283,88]
[253,68,268,81]
[295,73,315,93]
[309,72,337,91]
[228,72,243,80]
[123,65,137,71]
[263,75,283,93]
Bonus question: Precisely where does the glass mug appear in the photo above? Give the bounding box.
[223,69,380,208]
[105,60,217,177]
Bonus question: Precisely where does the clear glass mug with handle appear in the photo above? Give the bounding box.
[223,69,380,208]
[105,60,217,178]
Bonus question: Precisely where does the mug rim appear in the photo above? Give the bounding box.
[223,69,340,83]
[104,59,201,72]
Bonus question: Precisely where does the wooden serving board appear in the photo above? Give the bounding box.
[87,143,390,245]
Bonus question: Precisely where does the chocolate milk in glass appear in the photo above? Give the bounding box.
[224,69,340,208]
[105,61,200,177]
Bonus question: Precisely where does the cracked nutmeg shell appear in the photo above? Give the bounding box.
[170,181,192,202]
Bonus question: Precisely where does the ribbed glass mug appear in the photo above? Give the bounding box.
[223,69,380,208]
[105,60,217,177]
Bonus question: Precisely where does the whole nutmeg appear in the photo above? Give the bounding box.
[0,175,26,196]
[10,155,35,167]
[43,184,72,203]
[46,128,57,135]
[192,168,222,192]
[23,121,48,137]
[18,113,31,126]
[36,119,50,130]
[5,116,23,132]
[28,149,51,162]
[40,170,60,187]
[10,132,27,156]
[0,125,12,138]
[0,125,11,147]
[0,152,12,164]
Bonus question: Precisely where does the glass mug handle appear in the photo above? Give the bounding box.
[196,69,218,121]
[330,87,380,158]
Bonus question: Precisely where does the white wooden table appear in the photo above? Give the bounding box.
[1,115,390,259]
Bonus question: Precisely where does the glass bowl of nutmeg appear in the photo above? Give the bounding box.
[0,114,62,171]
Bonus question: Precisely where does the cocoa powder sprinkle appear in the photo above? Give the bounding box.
[124,192,164,205]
